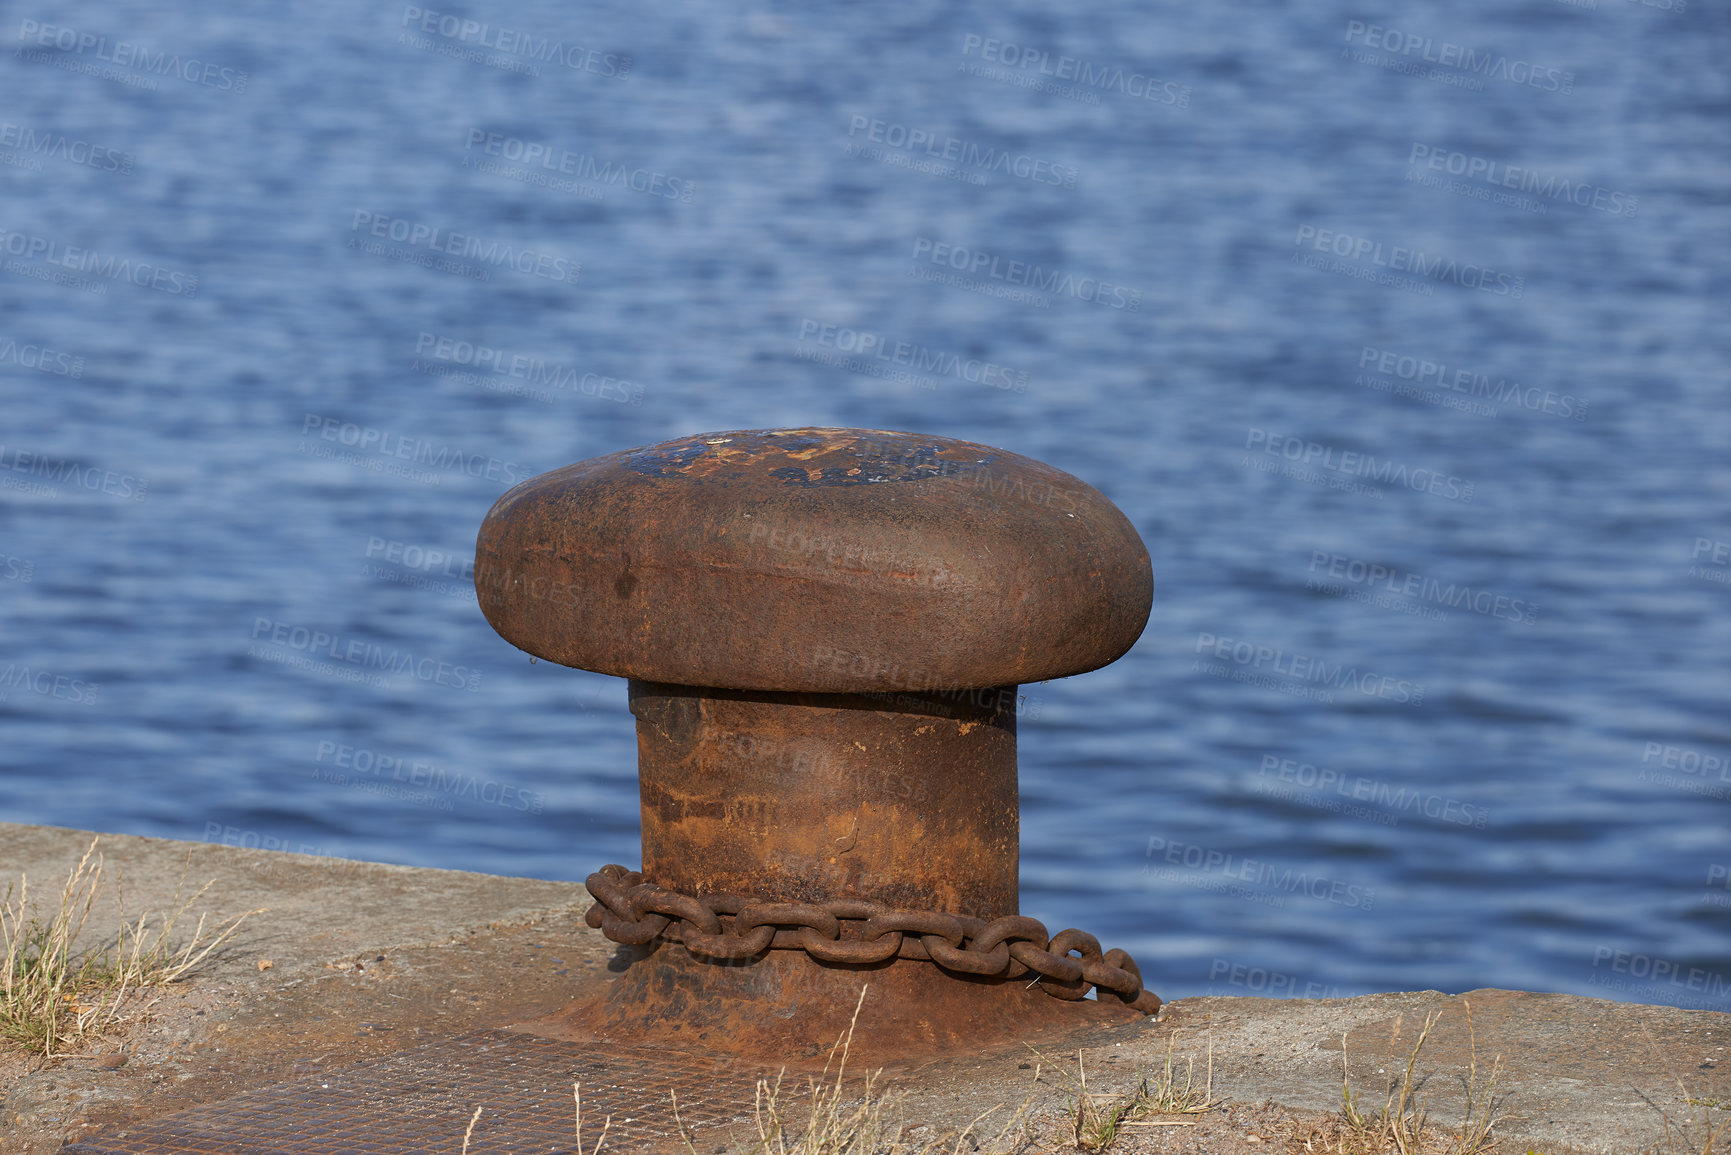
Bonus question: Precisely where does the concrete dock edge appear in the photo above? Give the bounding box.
[2,823,1725,1153]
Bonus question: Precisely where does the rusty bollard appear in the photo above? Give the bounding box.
[474,427,1157,1062]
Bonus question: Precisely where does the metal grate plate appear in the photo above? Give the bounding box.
[64,1029,771,1154]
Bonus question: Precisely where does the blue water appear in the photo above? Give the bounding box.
[2,0,1728,1010]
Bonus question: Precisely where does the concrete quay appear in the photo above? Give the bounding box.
[1,823,1725,1153]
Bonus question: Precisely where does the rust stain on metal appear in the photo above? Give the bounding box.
[629,679,1019,915]
[474,427,1150,693]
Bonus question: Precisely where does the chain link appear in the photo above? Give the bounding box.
[583,864,1161,1014]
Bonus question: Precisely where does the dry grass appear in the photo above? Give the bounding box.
[1296,1001,1506,1155]
[1454,1002,1506,1155]
[460,1082,613,1155]
[674,987,1036,1155]
[574,1081,614,1154]
[1636,1020,1731,1155]
[1,837,262,1058]
[1651,1104,1731,1155]
[1030,1030,1225,1152]
[1333,1010,1435,1155]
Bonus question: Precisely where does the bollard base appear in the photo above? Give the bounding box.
[521,940,1148,1067]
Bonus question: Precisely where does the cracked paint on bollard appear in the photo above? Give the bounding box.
[474,427,1160,1063]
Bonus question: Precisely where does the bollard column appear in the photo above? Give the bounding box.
[475,427,1158,1062]
[629,681,1019,914]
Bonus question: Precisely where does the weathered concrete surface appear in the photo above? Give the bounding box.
[0,823,616,1151]
[1,822,1726,1154]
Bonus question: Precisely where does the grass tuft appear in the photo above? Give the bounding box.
[1,837,263,1058]
[1029,1030,1224,1152]
[1302,1002,1507,1155]
[1454,1000,1507,1155]
[1329,1010,1437,1154]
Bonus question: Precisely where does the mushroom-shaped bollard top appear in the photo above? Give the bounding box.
[474,428,1151,692]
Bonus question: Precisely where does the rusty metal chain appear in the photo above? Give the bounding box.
[583,864,1162,1015]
